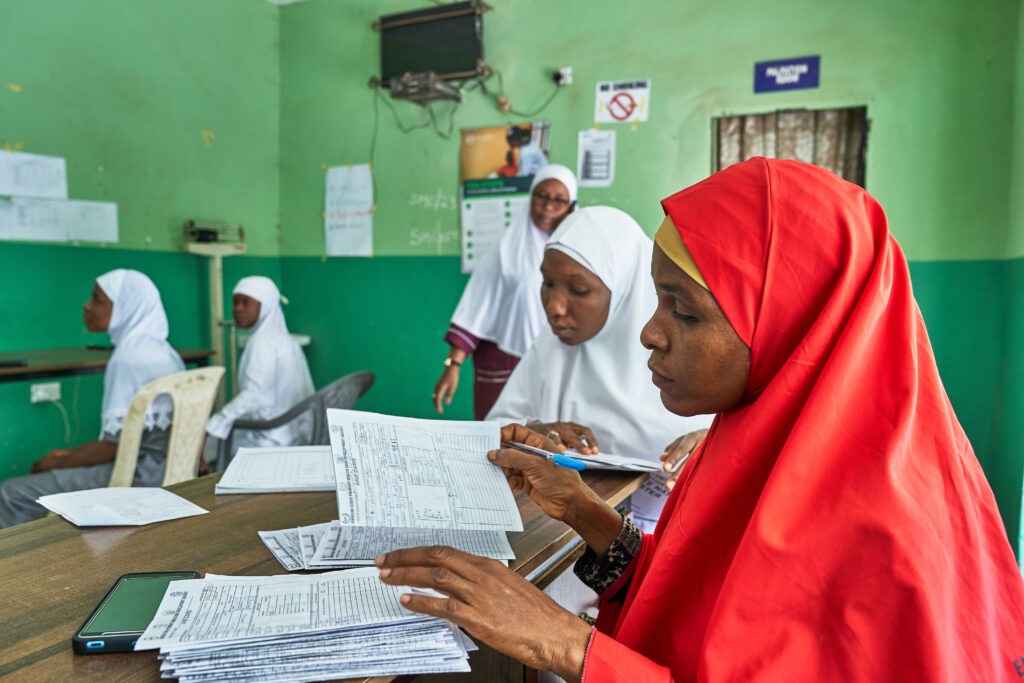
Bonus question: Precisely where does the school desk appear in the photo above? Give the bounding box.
[0,347,214,384]
[0,468,645,682]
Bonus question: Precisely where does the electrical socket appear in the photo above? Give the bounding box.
[553,66,573,86]
[31,382,61,404]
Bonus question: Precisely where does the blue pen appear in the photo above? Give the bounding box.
[501,441,588,471]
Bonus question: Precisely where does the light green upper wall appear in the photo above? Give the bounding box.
[0,0,282,255]
[279,0,1020,261]
[1013,0,1024,256]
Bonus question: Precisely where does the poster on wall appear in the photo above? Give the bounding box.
[594,80,651,124]
[0,197,118,243]
[577,129,616,188]
[0,150,68,199]
[458,121,550,274]
[324,164,373,257]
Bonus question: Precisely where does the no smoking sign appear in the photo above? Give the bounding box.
[595,79,650,124]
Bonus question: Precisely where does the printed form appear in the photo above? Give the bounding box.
[327,409,522,532]
[134,570,472,679]
[216,446,336,493]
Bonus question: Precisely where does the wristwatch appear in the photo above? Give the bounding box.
[444,357,462,368]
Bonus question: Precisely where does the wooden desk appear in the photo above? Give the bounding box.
[0,470,644,682]
[0,347,215,383]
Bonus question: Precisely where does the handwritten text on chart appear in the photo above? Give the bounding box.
[409,218,458,253]
[408,189,458,212]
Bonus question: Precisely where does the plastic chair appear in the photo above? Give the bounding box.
[108,367,225,487]
[216,370,375,468]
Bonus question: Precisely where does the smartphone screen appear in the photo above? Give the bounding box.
[74,571,198,653]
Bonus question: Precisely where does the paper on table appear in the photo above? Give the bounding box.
[36,487,208,526]
[327,409,522,532]
[312,521,515,563]
[216,446,335,494]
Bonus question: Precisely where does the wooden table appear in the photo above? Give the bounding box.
[0,469,644,681]
[0,347,215,384]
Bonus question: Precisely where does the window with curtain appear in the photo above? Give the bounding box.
[715,106,868,187]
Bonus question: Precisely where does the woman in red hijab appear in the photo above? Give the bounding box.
[378,158,1024,681]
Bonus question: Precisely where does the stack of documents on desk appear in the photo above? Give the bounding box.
[215,446,336,494]
[135,569,473,682]
[259,410,521,571]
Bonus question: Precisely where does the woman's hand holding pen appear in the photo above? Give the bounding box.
[494,424,622,556]
[528,421,599,455]
[659,428,709,489]
[376,545,591,682]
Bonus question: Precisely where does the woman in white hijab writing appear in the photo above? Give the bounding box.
[487,207,714,531]
[0,269,185,528]
[434,164,579,419]
[205,276,314,452]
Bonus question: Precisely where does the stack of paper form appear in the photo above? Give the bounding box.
[215,446,336,494]
[250,411,522,570]
[135,569,473,682]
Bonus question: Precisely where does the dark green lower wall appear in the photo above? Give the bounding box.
[910,258,1021,551]
[279,256,475,422]
[3,244,1022,553]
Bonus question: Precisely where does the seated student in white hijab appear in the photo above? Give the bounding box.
[205,276,314,453]
[486,206,714,531]
[0,269,185,528]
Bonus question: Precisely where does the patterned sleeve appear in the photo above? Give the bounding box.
[574,515,643,598]
[445,323,480,354]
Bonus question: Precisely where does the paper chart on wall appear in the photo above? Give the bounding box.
[324,164,373,257]
[577,129,616,187]
[0,150,68,199]
[458,181,530,274]
[0,196,118,243]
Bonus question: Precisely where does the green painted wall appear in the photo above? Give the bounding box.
[2,0,1023,551]
[1,0,282,254]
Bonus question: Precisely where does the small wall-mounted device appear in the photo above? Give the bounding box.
[183,220,244,246]
[553,66,573,86]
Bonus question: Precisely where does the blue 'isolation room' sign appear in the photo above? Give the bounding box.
[754,56,820,93]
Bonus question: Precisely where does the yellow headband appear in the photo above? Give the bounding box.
[654,215,708,289]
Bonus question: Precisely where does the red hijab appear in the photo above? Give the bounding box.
[586,158,1024,681]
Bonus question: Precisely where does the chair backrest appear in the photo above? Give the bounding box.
[217,370,375,468]
[108,366,225,487]
[307,371,376,444]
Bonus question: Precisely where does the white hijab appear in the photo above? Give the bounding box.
[206,277,315,446]
[96,269,185,437]
[486,207,714,524]
[450,164,579,358]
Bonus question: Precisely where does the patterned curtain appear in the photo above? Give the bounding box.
[716,107,868,186]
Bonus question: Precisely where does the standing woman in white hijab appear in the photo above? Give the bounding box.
[434,164,578,420]
[486,207,714,531]
[0,269,185,528]
[205,276,314,451]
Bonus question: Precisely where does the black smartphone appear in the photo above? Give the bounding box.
[72,571,199,654]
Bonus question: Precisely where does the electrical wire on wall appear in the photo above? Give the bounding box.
[464,67,563,119]
[367,84,460,168]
